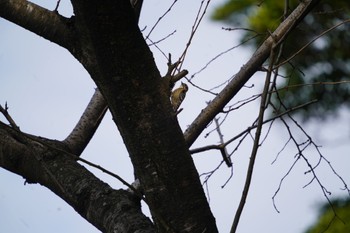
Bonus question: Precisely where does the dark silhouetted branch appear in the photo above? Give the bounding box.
[63,89,108,155]
[184,0,321,147]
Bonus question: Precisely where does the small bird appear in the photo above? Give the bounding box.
[171,82,188,112]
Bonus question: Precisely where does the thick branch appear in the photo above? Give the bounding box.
[63,89,108,155]
[130,0,143,22]
[0,122,154,233]
[0,0,77,51]
[184,0,321,147]
[70,0,218,231]
[62,0,144,156]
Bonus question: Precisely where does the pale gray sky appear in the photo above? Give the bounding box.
[1,1,349,233]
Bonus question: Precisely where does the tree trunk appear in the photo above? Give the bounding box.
[0,0,218,232]
[69,0,218,231]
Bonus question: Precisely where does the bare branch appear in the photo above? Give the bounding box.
[0,102,20,131]
[271,94,350,214]
[190,144,221,154]
[147,30,177,47]
[0,0,77,51]
[0,122,155,233]
[184,0,321,147]
[230,34,277,233]
[63,89,108,155]
[190,99,317,155]
[190,34,260,81]
[275,19,350,69]
[176,0,212,73]
[145,0,178,40]
[272,151,299,213]
[214,117,232,167]
[77,156,145,200]
[54,0,61,12]
[63,0,145,156]
[186,78,218,96]
[277,80,350,92]
[322,156,350,196]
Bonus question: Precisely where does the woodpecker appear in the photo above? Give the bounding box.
[171,82,188,112]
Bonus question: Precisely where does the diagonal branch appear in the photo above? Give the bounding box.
[230,34,278,232]
[213,117,232,167]
[275,18,350,69]
[0,0,77,51]
[0,102,20,131]
[189,99,317,155]
[63,89,108,155]
[0,122,155,233]
[62,0,144,156]
[184,0,321,147]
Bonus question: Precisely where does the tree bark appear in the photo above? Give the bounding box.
[0,122,155,233]
[0,0,77,51]
[184,0,321,147]
[0,0,218,232]
[69,0,217,231]
[63,89,108,155]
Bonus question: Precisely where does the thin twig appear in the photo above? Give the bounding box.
[185,78,218,96]
[145,0,178,40]
[77,156,143,197]
[148,30,176,46]
[230,40,277,233]
[184,0,321,147]
[54,0,61,12]
[190,34,260,81]
[190,99,317,154]
[277,80,350,92]
[275,19,350,69]
[0,102,20,131]
[270,92,350,219]
[214,117,232,167]
[175,0,212,73]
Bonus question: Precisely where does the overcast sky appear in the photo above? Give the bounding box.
[1,1,350,233]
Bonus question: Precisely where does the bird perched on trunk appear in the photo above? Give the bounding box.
[171,82,188,112]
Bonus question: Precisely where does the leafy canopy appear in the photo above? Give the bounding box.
[305,198,350,233]
[212,0,350,121]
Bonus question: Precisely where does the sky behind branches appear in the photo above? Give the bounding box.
[1,1,350,232]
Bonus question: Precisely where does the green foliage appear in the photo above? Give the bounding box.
[305,198,350,233]
[213,0,296,32]
[212,1,350,121]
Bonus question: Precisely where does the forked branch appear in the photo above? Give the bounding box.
[0,103,20,131]
[62,0,145,156]
[184,0,321,147]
